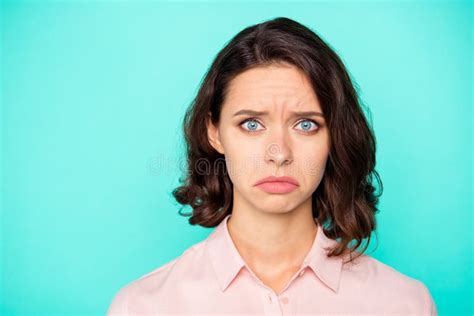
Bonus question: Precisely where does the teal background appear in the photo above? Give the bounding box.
[1,0,472,315]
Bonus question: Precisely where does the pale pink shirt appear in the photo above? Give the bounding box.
[107,214,437,315]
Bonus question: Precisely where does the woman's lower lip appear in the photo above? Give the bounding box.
[256,182,298,194]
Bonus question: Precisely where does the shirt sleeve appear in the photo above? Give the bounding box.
[417,280,438,316]
[106,286,129,316]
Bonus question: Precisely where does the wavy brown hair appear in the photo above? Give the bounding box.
[172,17,383,264]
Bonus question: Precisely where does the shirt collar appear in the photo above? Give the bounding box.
[204,213,343,293]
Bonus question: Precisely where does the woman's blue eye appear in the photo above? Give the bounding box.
[239,118,319,134]
[241,119,263,132]
[296,119,319,132]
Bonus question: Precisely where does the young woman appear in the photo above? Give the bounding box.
[108,17,437,315]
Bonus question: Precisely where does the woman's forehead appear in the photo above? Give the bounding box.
[227,64,314,95]
[223,66,321,116]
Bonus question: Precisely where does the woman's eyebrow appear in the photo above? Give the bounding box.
[233,109,324,118]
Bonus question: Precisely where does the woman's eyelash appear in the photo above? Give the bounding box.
[239,117,320,134]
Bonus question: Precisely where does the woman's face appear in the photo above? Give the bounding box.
[207,63,330,216]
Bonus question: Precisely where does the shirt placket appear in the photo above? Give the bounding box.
[261,289,283,316]
[259,268,306,315]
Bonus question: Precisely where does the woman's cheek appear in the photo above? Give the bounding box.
[299,153,328,177]
[223,150,249,182]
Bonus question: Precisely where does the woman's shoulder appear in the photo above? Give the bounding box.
[344,252,424,285]
[106,240,208,315]
[127,239,207,287]
[341,252,437,314]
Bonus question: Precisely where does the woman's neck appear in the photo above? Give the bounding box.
[226,200,318,290]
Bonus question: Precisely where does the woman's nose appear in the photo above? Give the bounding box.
[264,134,293,166]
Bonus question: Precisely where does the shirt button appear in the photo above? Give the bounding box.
[280,296,289,304]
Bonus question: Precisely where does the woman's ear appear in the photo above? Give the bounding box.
[206,112,225,154]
